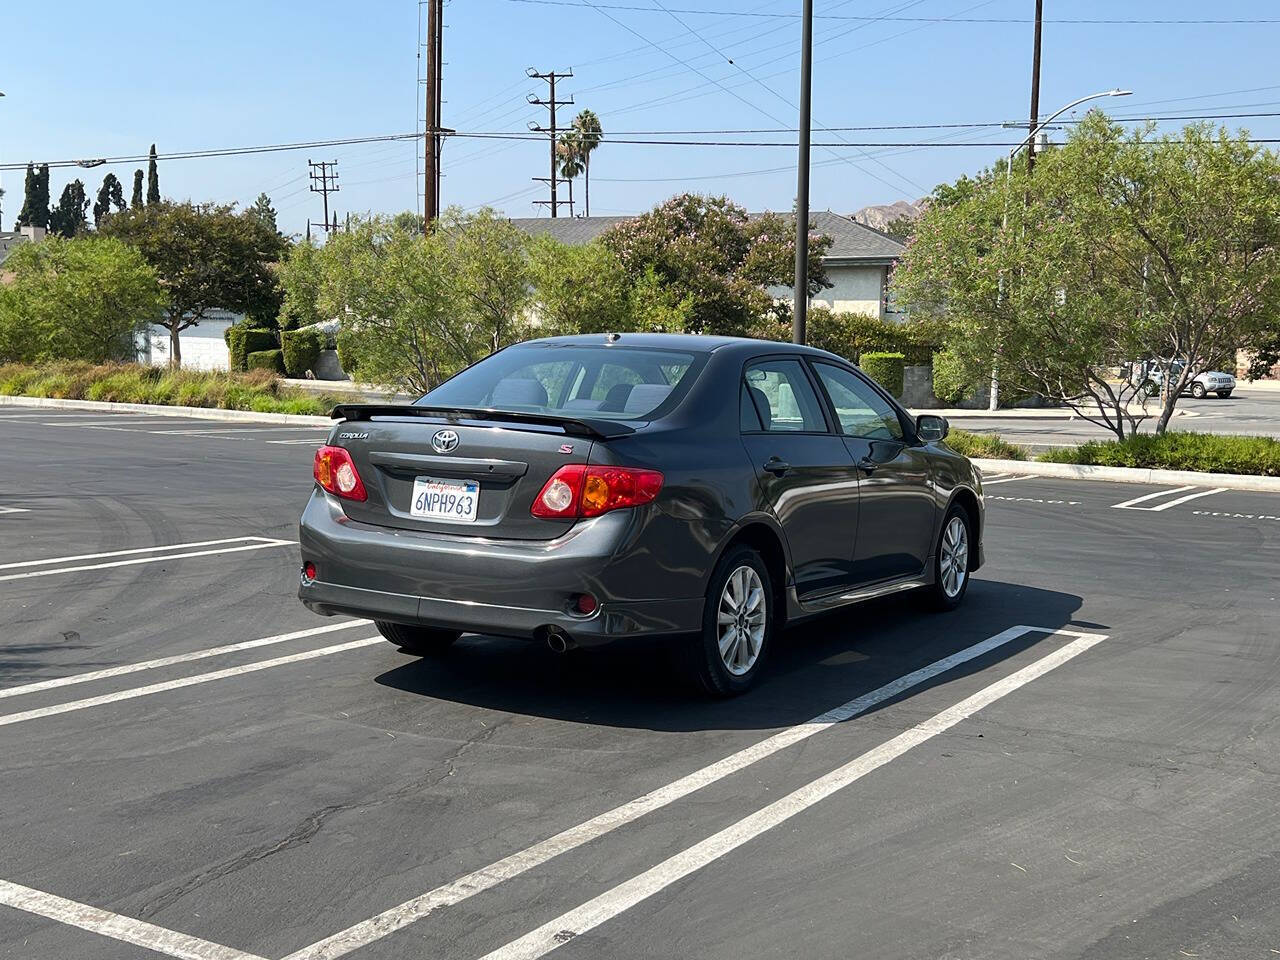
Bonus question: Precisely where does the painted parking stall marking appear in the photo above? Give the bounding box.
[0,536,296,583]
[283,626,1094,960]
[0,879,268,960]
[1111,485,1228,512]
[0,506,31,515]
[477,631,1109,960]
[1192,509,1280,524]
[987,495,1081,506]
[980,474,1039,486]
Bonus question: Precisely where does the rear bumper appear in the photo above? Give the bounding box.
[297,490,703,646]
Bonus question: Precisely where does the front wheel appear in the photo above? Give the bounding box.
[375,621,460,656]
[926,505,973,611]
[1190,382,1207,399]
[1141,380,1159,397]
[1217,391,1233,398]
[684,546,775,697]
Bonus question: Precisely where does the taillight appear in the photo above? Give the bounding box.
[531,464,663,519]
[314,445,368,501]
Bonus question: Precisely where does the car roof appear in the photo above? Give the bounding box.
[512,332,847,362]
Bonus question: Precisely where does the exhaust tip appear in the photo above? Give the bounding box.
[542,627,574,654]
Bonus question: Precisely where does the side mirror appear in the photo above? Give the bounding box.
[916,414,948,442]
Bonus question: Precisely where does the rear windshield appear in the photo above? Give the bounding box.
[419,345,701,420]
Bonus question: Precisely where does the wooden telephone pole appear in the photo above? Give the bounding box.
[423,0,444,228]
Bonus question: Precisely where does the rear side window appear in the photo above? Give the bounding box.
[421,345,699,420]
[812,362,904,441]
[743,359,828,432]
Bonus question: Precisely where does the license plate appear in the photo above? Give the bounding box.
[410,477,479,523]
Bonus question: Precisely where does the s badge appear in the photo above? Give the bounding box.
[558,443,575,454]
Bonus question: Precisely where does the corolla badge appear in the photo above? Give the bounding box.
[431,429,460,453]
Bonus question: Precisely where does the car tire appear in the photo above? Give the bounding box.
[1217,391,1232,398]
[1190,382,1207,399]
[684,545,775,697]
[926,504,973,612]
[375,620,460,655]
[1141,380,1158,397]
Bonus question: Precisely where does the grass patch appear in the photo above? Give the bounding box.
[944,429,1027,461]
[0,362,345,416]
[1039,431,1280,476]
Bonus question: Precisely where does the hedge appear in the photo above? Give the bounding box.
[1039,431,1280,476]
[805,309,935,365]
[931,350,971,406]
[335,334,359,377]
[223,326,277,372]
[281,328,323,377]
[944,429,1027,461]
[246,349,286,374]
[860,351,905,398]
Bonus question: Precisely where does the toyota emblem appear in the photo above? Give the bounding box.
[431,429,460,453]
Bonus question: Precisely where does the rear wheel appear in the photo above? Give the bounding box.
[375,621,459,656]
[1217,390,1233,398]
[925,505,972,611]
[1141,380,1159,397]
[1190,382,1207,399]
[684,546,774,697]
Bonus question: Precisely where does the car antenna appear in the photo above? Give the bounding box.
[605,332,621,343]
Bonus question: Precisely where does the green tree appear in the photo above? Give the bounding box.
[571,109,603,217]
[528,236,632,336]
[0,235,164,364]
[390,210,426,235]
[277,238,325,331]
[131,169,145,208]
[17,163,50,229]
[556,132,585,214]
[249,192,279,235]
[49,180,90,238]
[438,207,532,354]
[93,173,126,227]
[600,194,830,338]
[101,201,281,368]
[146,144,161,204]
[894,113,1280,437]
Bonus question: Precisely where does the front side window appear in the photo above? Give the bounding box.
[812,362,904,441]
[421,346,699,420]
[742,359,828,432]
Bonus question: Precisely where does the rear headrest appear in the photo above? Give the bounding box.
[599,382,635,412]
[564,398,604,410]
[623,383,673,414]
[491,378,549,408]
[749,386,772,428]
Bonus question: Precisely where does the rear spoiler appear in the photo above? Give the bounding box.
[329,403,636,439]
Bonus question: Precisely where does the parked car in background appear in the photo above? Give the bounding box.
[1138,360,1236,399]
[298,334,984,695]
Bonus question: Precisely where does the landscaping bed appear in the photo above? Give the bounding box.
[0,363,351,416]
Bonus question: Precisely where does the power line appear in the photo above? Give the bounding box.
[308,160,340,233]
[500,1,1280,24]
[527,68,575,217]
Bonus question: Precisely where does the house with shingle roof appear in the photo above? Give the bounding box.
[508,209,906,319]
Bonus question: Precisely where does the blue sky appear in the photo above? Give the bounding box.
[3,0,1279,237]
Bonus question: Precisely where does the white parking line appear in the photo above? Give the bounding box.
[0,620,371,701]
[479,631,1109,960]
[0,879,267,960]
[0,536,295,583]
[266,438,329,445]
[987,495,1081,506]
[0,636,383,727]
[151,427,328,435]
[285,625,1086,960]
[980,474,1038,486]
[0,506,30,515]
[1112,485,1228,512]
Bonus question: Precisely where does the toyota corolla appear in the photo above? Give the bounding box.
[298,333,983,695]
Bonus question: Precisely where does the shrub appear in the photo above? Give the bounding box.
[242,328,277,355]
[860,352,906,398]
[945,429,1027,461]
[246,349,286,374]
[1039,431,1280,476]
[931,350,971,406]
[335,333,359,377]
[281,328,323,377]
[225,325,249,371]
[806,309,935,365]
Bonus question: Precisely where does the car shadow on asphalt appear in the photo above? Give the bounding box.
[373,579,1099,732]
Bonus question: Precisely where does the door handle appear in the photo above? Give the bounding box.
[763,457,791,476]
[856,456,878,475]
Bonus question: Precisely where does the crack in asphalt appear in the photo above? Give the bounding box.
[134,715,513,920]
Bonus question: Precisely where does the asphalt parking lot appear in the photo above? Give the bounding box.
[2,407,1279,960]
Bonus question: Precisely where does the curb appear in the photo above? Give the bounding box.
[972,457,1280,494]
[0,395,332,426]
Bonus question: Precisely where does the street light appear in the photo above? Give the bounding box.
[988,87,1132,411]
[792,0,814,344]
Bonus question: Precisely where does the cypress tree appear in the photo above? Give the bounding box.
[146,144,161,204]
[131,169,145,208]
[93,173,126,227]
[49,180,90,238]
[16,163,36,227]
[33,165,51,228]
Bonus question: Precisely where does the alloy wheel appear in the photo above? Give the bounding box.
[717,565,766,676]
[940,516,969,599]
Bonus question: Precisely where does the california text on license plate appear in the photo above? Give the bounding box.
[410,477,479,523]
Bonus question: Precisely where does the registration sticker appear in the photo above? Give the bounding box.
[410,477,479,523]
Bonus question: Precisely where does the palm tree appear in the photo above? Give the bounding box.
[557,132,585,217]
[570,110,603,217]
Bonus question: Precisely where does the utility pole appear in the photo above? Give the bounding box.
[308,160,340,233]
[423,0,442,227]
[792,0,814,344]
[1025,0,1044,174]
[527,68,573,218]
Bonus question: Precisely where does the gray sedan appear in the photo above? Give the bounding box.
[298,334,984,695]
